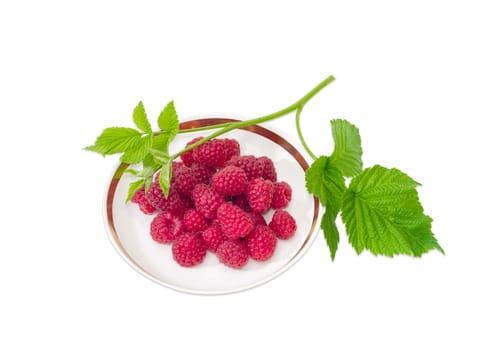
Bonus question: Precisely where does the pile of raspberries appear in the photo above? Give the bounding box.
[131,136,297,269]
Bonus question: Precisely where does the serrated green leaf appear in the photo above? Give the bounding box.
[305,156,346,213]
[158,101,179,141]
[126,179,145,203]
[85,127,142,155]
[321,208,340,260]
[133,101,152,133]
[329,119,363,177]
[341,165,444,257]
[159,160,172,198]
[120,135,153,164]
[152,133,170,153]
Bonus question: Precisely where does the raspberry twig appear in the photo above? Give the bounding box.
[170,75,336,160]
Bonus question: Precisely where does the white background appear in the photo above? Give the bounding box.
[1,1,475,349]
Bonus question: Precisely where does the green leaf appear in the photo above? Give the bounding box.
[329,119,363,177]
[144,176,153,193]
[126,179,145,203]
[341,165,444,257]
[159,160,172,198]
[158,101,179,140]
[133,101,152,133]
[120,135,153,164]
[85,127,142,155]
[321,208,340,260]
[305,156,346,213]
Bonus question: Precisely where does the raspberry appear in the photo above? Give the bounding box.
[183,209,208,232]
[201,225,227,252]
[245,225,277,261]
[271,181,292,209]
[258,156,277,182]
[223,138,241,160]
[150,211,184,243]
[269,210,297,240]
[211,165,248,196]
[246,178,273,213]
[173,166,198,197]
[217,203,254,240]
[190,162,216,184]
[192,184,225,219]
[180,137,203,167]
[145,181,169,211]
[166,189,192,215]
[216,240,249,269]
[172,234,207,267]
[247,211,267,226]
[131,187,156,214]
[193,139,228,167]
[226,155,264,180]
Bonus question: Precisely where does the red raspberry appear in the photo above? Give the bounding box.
[145,181,169,211]
[166,189,192,215]
[217,203,254,240]
[131,187,156,214]
[173,166,198,197]
[245,225,277,261]
[201,225,227,252]
[226,155,264,180]
[247,211,267,226]
[223,138,240,160]
[150,211,184,243]
[258,156,277,182]
[271,181,292,209]
[192,184,225,219]
[246,178,273,213]
[193,139,228,167]
[183,209,208,232]
[172,233,207,267]
[269,210,297,240]
[190,162,216,184]
[180,137,203,167]
[216,240,249,269]
[211,165,248,196]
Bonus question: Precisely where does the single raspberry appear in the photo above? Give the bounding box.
[183,209,208,232]
[173,166,198,197]
[226,155,264,180]
[247,211,267,226]
[246,178,273,213]
[190,162,216,184]
[269,210,297,240]
[165,189,192,215]
[216,240,249,269]
[150,211,184,243]
[180,136,203,167]
[201,224,227,252]
[245,225,277,261]
[217,203,254,240]
[192,184,225,219]
[131,187,156,214]
[172,233,207,267]
[211,165,248,196]
[223,138,240,160]
[258,156,277,182]
[231,193,249,211]
[193,139,228,167]
[271,181,292,209]
[145,181,169,211]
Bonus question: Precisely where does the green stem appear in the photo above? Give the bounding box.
[295,105,317,160]
[169,75,335,159]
